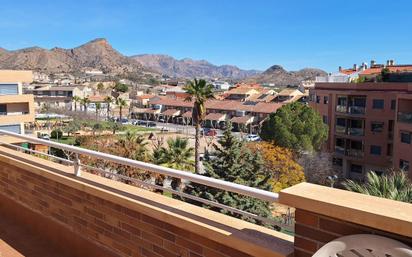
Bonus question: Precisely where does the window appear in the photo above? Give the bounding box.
[350,164,363,174]
[372,99,384,109]
[316,96,320,104]
[322,115,328,124]
[387,143,393,156]
[0,83,18,95]
[0,124,21,134]
[323,96,329,104]
[370,145,381,155]
[401,131,411,144]
[371,122,384,132]
[391,99,396,110]
[337,96,347,106]
[0,104,6,115]
[400,159,410,171]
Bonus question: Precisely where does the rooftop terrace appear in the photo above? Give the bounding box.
[0,130,411,256]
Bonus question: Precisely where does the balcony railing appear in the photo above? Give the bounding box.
[0,129,292,231]
[335,125,346,134]
[347,149,364,158]
[336,105,365,115]
[336,105,347,113]
[348,127,364,136]
[348,106,365,115]
[398,112,412,124]
[0,111,30,116]
[335,146,345,155]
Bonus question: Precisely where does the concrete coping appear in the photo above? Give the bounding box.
[0,146,294,257]
[279,182,412,238]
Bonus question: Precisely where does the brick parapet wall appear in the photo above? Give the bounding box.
[0,151,292,257]
[293,209,412,256]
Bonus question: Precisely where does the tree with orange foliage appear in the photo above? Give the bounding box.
[249,142,305,192]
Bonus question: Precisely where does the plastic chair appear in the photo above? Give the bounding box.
[313,234,412,257]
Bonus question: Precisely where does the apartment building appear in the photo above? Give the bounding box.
[0,70,35,135]
[24,85,91,111]
[310,82,412,179]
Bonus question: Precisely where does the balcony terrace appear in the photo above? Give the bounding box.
[0,130,410,256]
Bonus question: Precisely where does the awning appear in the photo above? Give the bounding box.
[230,115,255,125]
[205,113,226,121]
[161,109,181,117]
[182,111,192,118]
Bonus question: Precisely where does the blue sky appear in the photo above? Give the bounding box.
[0,0,411,72]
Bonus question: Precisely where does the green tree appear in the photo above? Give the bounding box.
[113,82,129,93]
[63,120,81,137]
[184,124,273,225]
[381,67,391,82]
[104,96,113,120]
[117,131,149,161]
[81,97,91,113]
[260,102,328,153]
[116,98,128,122]
[154,137,194,190]
[72,96,81,111]
[343,170,412,203]
[183,79,215,173]
[51,129,63,139]
[97,82,105,92]
[95,102,101,120]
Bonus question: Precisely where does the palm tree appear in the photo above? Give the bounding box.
[72,96,81,111]
[183,79,215,173]
[97,82,105,93]
[104,96,113,120]
[95,102,101,121]
[81,97,90,113]
[118,131,149,161]
[155,137,194,190]
[343,170,412,203]
[116,98,128,122]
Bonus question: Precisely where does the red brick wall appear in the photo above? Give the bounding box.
[294,209,412,256]
[0,161,256,257]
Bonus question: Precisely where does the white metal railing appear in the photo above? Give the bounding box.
[0,130,292,230]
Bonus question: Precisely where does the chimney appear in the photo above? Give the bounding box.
[390,59,395,66]
[370,60,376,67]
[361,62,368,70]
[339,66,342,72]
[353,64,358,71]
[386,60,390,66]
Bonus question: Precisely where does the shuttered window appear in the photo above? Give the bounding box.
[0,84,18,95]
[0,124,21,134]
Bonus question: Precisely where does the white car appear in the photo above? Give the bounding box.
[245,134,261,142]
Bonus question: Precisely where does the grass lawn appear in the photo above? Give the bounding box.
[121,125,157,133]
[53,136,76,145]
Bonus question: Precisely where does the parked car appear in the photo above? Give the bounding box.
[147,121,156,127]
[205,129,217,136]
[158,118,166,123]
[245,134,261,142]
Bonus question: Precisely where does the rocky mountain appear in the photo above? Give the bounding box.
[0,38,144,74]
[244,65,327,86]
[132,54,260,79]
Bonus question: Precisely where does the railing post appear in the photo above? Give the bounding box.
[74,153,81,177]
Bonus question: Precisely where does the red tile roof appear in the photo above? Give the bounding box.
[137,94,154,100]
[360,65,412,75]
[340,69,358,75]
[230,115,254,124]
[205,113,226,121]
[162,109,181,116]
[149,97,283,114]
[182,111,192,118]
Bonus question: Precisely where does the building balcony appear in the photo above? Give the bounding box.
[336,105,365,115]
[347,149,364,158]
[0,130,410,256]
[398,112,412,124]
[348,127,364,136]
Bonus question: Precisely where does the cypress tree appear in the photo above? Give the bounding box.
[184,123,273,225]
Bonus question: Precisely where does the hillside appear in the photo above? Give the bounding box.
[132,54,260,79]
[244,65,327,86]
[0,38,144,74]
